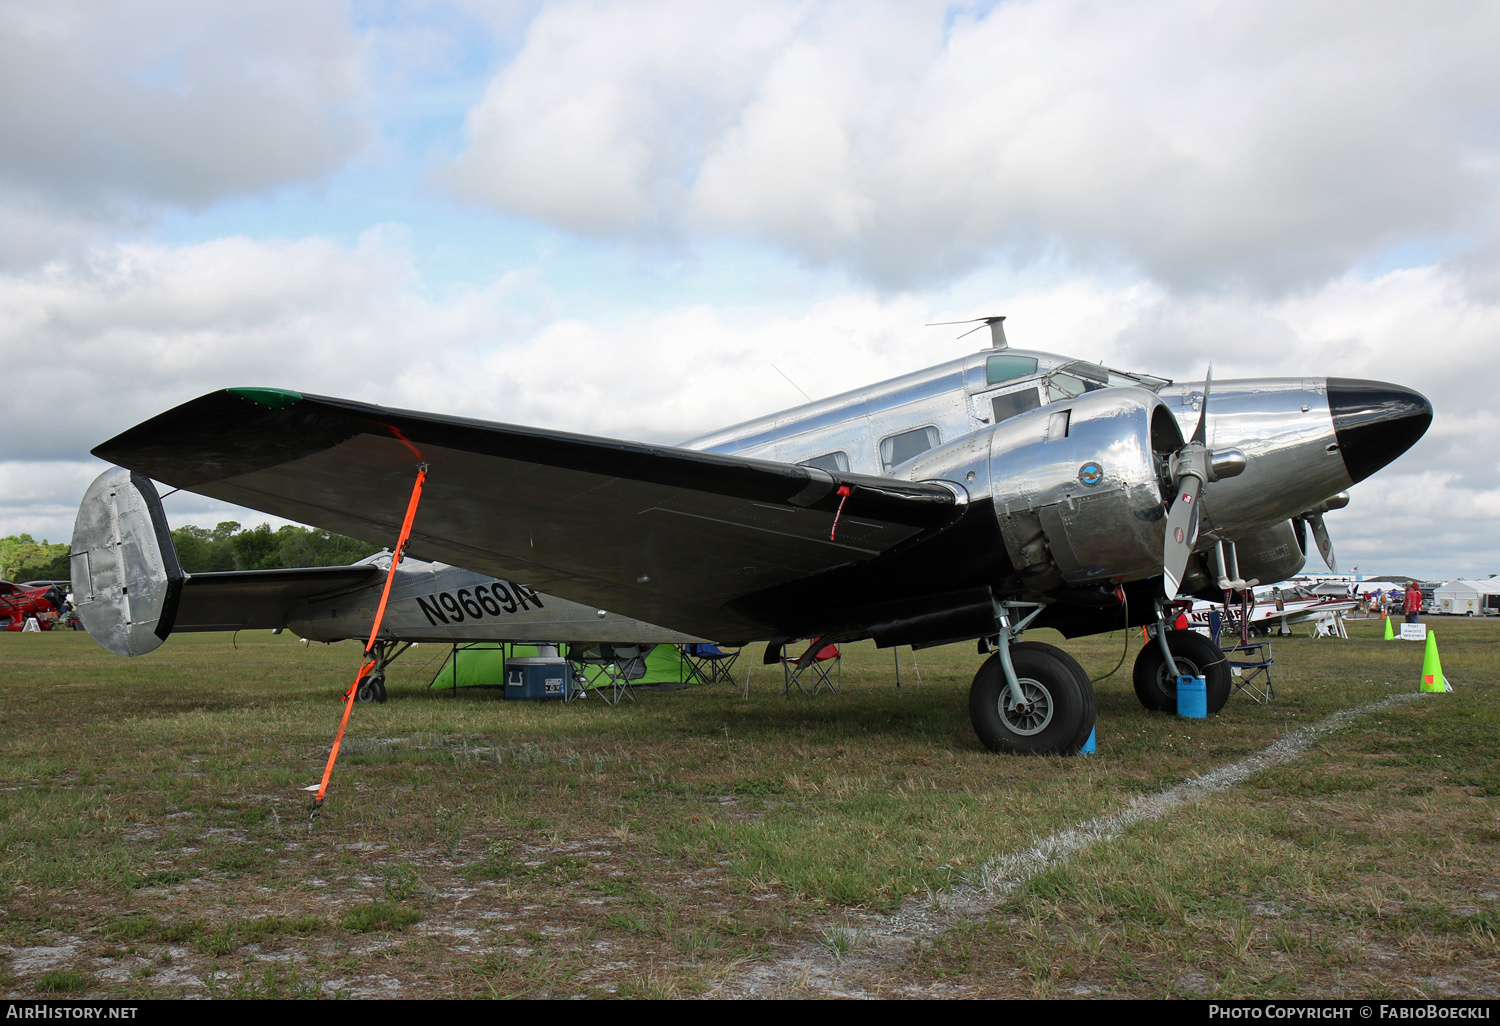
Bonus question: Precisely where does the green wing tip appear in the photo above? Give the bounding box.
[228,387,304,410]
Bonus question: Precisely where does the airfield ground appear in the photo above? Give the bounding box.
[0,619,1496,999]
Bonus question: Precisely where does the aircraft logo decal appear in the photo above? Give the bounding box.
[1078,462,1103,486]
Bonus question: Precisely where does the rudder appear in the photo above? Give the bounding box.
[70,467,185,656]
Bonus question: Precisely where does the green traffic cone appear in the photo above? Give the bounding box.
[1420,631,1450,693]
[1383,614,1394,641]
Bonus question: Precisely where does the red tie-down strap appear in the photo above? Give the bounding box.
[311,464,427,814]
[829,484,852,542]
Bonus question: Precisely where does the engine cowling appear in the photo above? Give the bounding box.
[897,387,1183,591]
[1228,520,1307,590]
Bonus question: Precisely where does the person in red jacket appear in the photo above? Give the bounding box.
[1403,582,1423,624]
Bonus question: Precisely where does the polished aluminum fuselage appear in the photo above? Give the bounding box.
[684,348,1354,588]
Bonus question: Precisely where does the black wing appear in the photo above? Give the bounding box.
[94,388,960,642]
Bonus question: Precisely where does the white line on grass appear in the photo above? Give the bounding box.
[715,692,1423,998]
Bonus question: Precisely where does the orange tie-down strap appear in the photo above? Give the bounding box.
[310,465,427,815]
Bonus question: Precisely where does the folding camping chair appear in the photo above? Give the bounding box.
[567,643,651,705]
[781,639,841,696]
[1209,609,1275,704]
[682,643,741,684]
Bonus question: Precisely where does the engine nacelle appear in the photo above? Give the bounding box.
[899,387,1183,590]
[1231,520,1308,588]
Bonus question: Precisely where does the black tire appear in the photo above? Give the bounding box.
[968,642,1096,755]
[1132,630,1230,713]
[356,672,387,704]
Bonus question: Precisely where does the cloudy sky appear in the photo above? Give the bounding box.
[2,0,1497,580]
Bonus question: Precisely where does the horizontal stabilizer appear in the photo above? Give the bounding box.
[173,565,383,633]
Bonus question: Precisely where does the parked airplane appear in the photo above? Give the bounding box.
[1,579,65,631]
[69,467,706,700]
[1183,588,1359,638]
[78,317,1431,754]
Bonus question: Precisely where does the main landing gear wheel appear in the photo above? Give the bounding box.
[968,642,1096,755]
[356,671,387,704]
[1132,629,1230,713]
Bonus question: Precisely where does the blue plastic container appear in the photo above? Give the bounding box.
[504,658,573,701]
[1176,674,1207,718]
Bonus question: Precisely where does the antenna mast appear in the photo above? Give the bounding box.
[927,314,1008,350]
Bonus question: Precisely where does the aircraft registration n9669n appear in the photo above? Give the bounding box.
[77,317,1430,755]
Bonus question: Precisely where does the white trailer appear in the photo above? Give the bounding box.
[1432,579,1500,617]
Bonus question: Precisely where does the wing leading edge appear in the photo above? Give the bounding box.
[94,389,961,642]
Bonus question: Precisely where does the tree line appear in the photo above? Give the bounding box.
[2,524,379,582]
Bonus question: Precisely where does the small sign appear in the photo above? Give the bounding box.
[1399,622,1428,641]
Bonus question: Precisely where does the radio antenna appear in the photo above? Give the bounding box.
[926,315,1007,350]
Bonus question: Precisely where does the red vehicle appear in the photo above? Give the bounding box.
[0,580,66,631]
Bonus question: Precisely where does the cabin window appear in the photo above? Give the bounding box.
[799,451,850,473]
[990,387,1041,423]
[986,354,1039,385]
[880,426,941,471]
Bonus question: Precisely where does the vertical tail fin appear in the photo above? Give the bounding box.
[70,467,185,656]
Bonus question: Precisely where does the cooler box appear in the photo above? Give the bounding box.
[504,657,573,701]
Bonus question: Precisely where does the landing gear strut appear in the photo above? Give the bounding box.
[353,639,413,704]
[969,599,1096,755]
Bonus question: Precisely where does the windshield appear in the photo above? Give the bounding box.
[1105,366,1173,390]
[1042,361,1112,402]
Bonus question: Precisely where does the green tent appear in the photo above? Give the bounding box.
[430,643,696,692]
[429,643,533,690]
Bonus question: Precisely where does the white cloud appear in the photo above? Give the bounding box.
[2,0,1496,583]
[0,459,108,544]
[448,0,1500,289]
[0,0,368,263]
[3,224,1497,576]
[446,0,804,236]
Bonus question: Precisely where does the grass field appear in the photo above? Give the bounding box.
[0,618,1495,999]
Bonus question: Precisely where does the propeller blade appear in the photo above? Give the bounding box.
[1191,365,1213,445]
[1306,512,1338,572]
[1293,516,1307,555]
[1162,364,1215,599]
[1162,473,1203,598]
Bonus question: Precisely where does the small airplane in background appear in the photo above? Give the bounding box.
[1183,586,1360,639]
[69,467,705,700]
[1,579,66,631]
[79,316,1432,755]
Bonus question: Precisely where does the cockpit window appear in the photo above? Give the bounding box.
[880,426,941,471]
[799,451,850,473]
[1046,374,1089,402]
[985,355,1039,385]
[991,388,1041,423]
[1059,360,1110,384]
[1040,362,1112,403]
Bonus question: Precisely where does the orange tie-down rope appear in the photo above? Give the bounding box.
[309,464,427,817]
